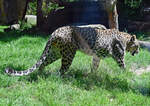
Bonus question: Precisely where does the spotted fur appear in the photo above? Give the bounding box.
[5,25,139,76]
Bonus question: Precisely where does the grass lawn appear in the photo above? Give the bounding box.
[0,28,150,106]
[0,26,8,32]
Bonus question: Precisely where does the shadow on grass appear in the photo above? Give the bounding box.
[65,69,150,96]
[24,68,130,92]
[0,28,49,42]
[4,64,150,96]
[67,69,130,91]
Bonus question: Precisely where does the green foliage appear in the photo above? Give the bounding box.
[19,21,33,31]
[27,1,37,15]
[27,0,62,15]
[0,26,8,32]
[118,0,144,20]
[41,1,64,16]
[124,0,142,9]
[0,30,150,105]
[27,0,76,15]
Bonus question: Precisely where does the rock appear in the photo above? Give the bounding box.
[4,24,20,32]
[10,24,20,30]
[143,7,150,13]
[139,40,150,51]
[76,24,107,30]
[25,15,37,25]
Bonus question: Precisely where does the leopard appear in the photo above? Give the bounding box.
[5,25,139,76]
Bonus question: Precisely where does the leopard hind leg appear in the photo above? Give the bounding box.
[91,55,100,73]
[59,44,77,75]
[38,46,61,74]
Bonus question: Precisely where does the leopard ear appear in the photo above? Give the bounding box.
[130,35,136,42]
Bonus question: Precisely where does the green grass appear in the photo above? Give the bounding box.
[0,29,150,105]
[0,26,8,32]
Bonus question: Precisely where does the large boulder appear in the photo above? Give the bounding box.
[0,0,28,25]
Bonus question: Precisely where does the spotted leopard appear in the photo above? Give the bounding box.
[5,25,139,76]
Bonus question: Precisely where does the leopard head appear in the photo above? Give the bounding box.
[126,35,139,56]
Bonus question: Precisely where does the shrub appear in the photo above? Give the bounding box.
[124,0,142,9]
[27,0,76,15]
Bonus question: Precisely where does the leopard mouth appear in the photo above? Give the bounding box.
[131,51,138,56]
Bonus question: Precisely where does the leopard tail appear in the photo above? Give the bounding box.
[5,40,51,76]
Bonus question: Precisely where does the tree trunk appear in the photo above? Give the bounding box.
[105,0,118,29]
[37,0,44,28]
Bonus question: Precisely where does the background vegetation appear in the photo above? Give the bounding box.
[27,0,148,20]
[118,0,150,20]
[27,0,77,15]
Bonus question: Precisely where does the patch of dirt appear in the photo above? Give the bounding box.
[131,65,150,75]
[131,40,150,75]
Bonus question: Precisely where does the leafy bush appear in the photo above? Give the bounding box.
[27,1,37,15]
[27,0,76,15]
[118,0,144,20]
[41,1,63,16]
[124,0,142,9]
[27,0,61,15]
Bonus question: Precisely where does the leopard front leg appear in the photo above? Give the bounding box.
[112,43,126,69]
[115,55,126,69]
